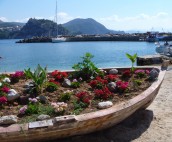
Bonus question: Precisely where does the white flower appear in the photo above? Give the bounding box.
[0,82,2,87]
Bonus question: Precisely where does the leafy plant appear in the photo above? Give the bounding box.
[72,53,101,80]
[71,81,80,88]
[126,53,137,74]
[46,82,58,92]
[126,53,137,89]
[59,92,72,102]
[24,64,47,94]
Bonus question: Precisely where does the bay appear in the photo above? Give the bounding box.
[0,39,156,72]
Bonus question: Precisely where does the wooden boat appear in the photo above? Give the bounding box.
[0,66,166,142]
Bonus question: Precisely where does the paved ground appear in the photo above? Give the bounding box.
[51,67,172,142]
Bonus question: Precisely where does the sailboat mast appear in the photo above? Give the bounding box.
[55,0,58,36]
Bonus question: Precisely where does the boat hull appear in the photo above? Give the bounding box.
[52,37,66,43]
[0,67,166,142]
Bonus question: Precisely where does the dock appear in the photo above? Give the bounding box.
[137,54,172,66]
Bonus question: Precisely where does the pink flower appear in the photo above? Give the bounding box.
[1,86,10,93]
[73,79,78,82]
[0,96,7,104]
[29,98,38,103]
[19,105,28,114]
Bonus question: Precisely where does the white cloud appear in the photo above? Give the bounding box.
[98,12,172,32]
[0,17,9,22]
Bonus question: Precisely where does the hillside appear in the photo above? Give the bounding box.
[10,18,69,38]
[0,22,25,28]
[63,18,109,35]
[63,18,124,35]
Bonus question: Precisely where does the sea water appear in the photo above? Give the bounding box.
[0,39,156,72]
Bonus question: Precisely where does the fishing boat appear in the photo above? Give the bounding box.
[0,66,166,142]
[52,0,66,43]
[155,41,172,56]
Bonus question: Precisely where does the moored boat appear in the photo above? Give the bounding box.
[155,41,172,56]
[0,66,166,142]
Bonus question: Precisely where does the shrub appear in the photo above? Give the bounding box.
[10,71,24,83]
[59,90,73,102]
[46,82,58,92]
[75,91,91,105]
[135,69,149,78]
[89,76,108,89]
[72,53,101,80]
[51,70,68,82]
[104,74,119,82]
[116,81,129,93]
[122,69,131,78]
[24,64,47,94]
[94,87,112,100]
[0,96,7,105]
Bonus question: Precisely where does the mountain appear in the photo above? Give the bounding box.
[0,22,25,28]
[0,20,3,23]
[10,18,69,38]
[63,18,124,35]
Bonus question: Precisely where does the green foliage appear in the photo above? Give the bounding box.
[134,79,142,86]
[126,53,137,73]
[38,104,55,116]
[71,82,80,88]
[72,100,86,115]
[24,64,47,94]
[72,53,100,80]
[26,103,39,115]
[59,92,72,102]
[46,82,58,92]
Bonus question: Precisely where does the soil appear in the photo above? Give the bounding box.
[0,69,152,123]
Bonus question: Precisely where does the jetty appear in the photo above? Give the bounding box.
[137,54,172,66]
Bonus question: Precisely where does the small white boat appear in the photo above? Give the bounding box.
[155,41,172,56]
[52,37,66,43]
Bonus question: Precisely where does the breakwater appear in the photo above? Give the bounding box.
[16,34,172,43]
[16,35,141,43]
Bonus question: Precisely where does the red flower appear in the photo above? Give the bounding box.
[1,86,10,93]
[122,70,131,77]
[94,87,112,100]
[116,81,129,92]
[75,91,91,105]
[0,96,7,104]
[51,70,68,81]
[89,76,108,89]
[49,79,60,86]
[11,71,24,78]
[105,74,118,82]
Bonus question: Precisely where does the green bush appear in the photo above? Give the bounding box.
[46,82,58,92]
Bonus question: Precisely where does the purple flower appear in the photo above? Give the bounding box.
[73,79,78,82]
[29,98,38,103]
[19,105,28,114]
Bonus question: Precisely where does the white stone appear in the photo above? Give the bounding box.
[3,77,11,83]
[7,89,20,101]
[109,69,118,75]
[107,82,116,91]
[98,101,113,109]
[37,114,50,121]
[0,115,18,125]
[62,79,71,87]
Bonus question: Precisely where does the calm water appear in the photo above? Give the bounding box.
[0,39,156,72]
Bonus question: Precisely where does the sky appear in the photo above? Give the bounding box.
[0,0,172,32]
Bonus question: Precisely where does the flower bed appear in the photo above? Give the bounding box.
[0,53,160,125]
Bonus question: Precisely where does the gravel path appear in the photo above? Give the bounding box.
[51,67,172,142]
